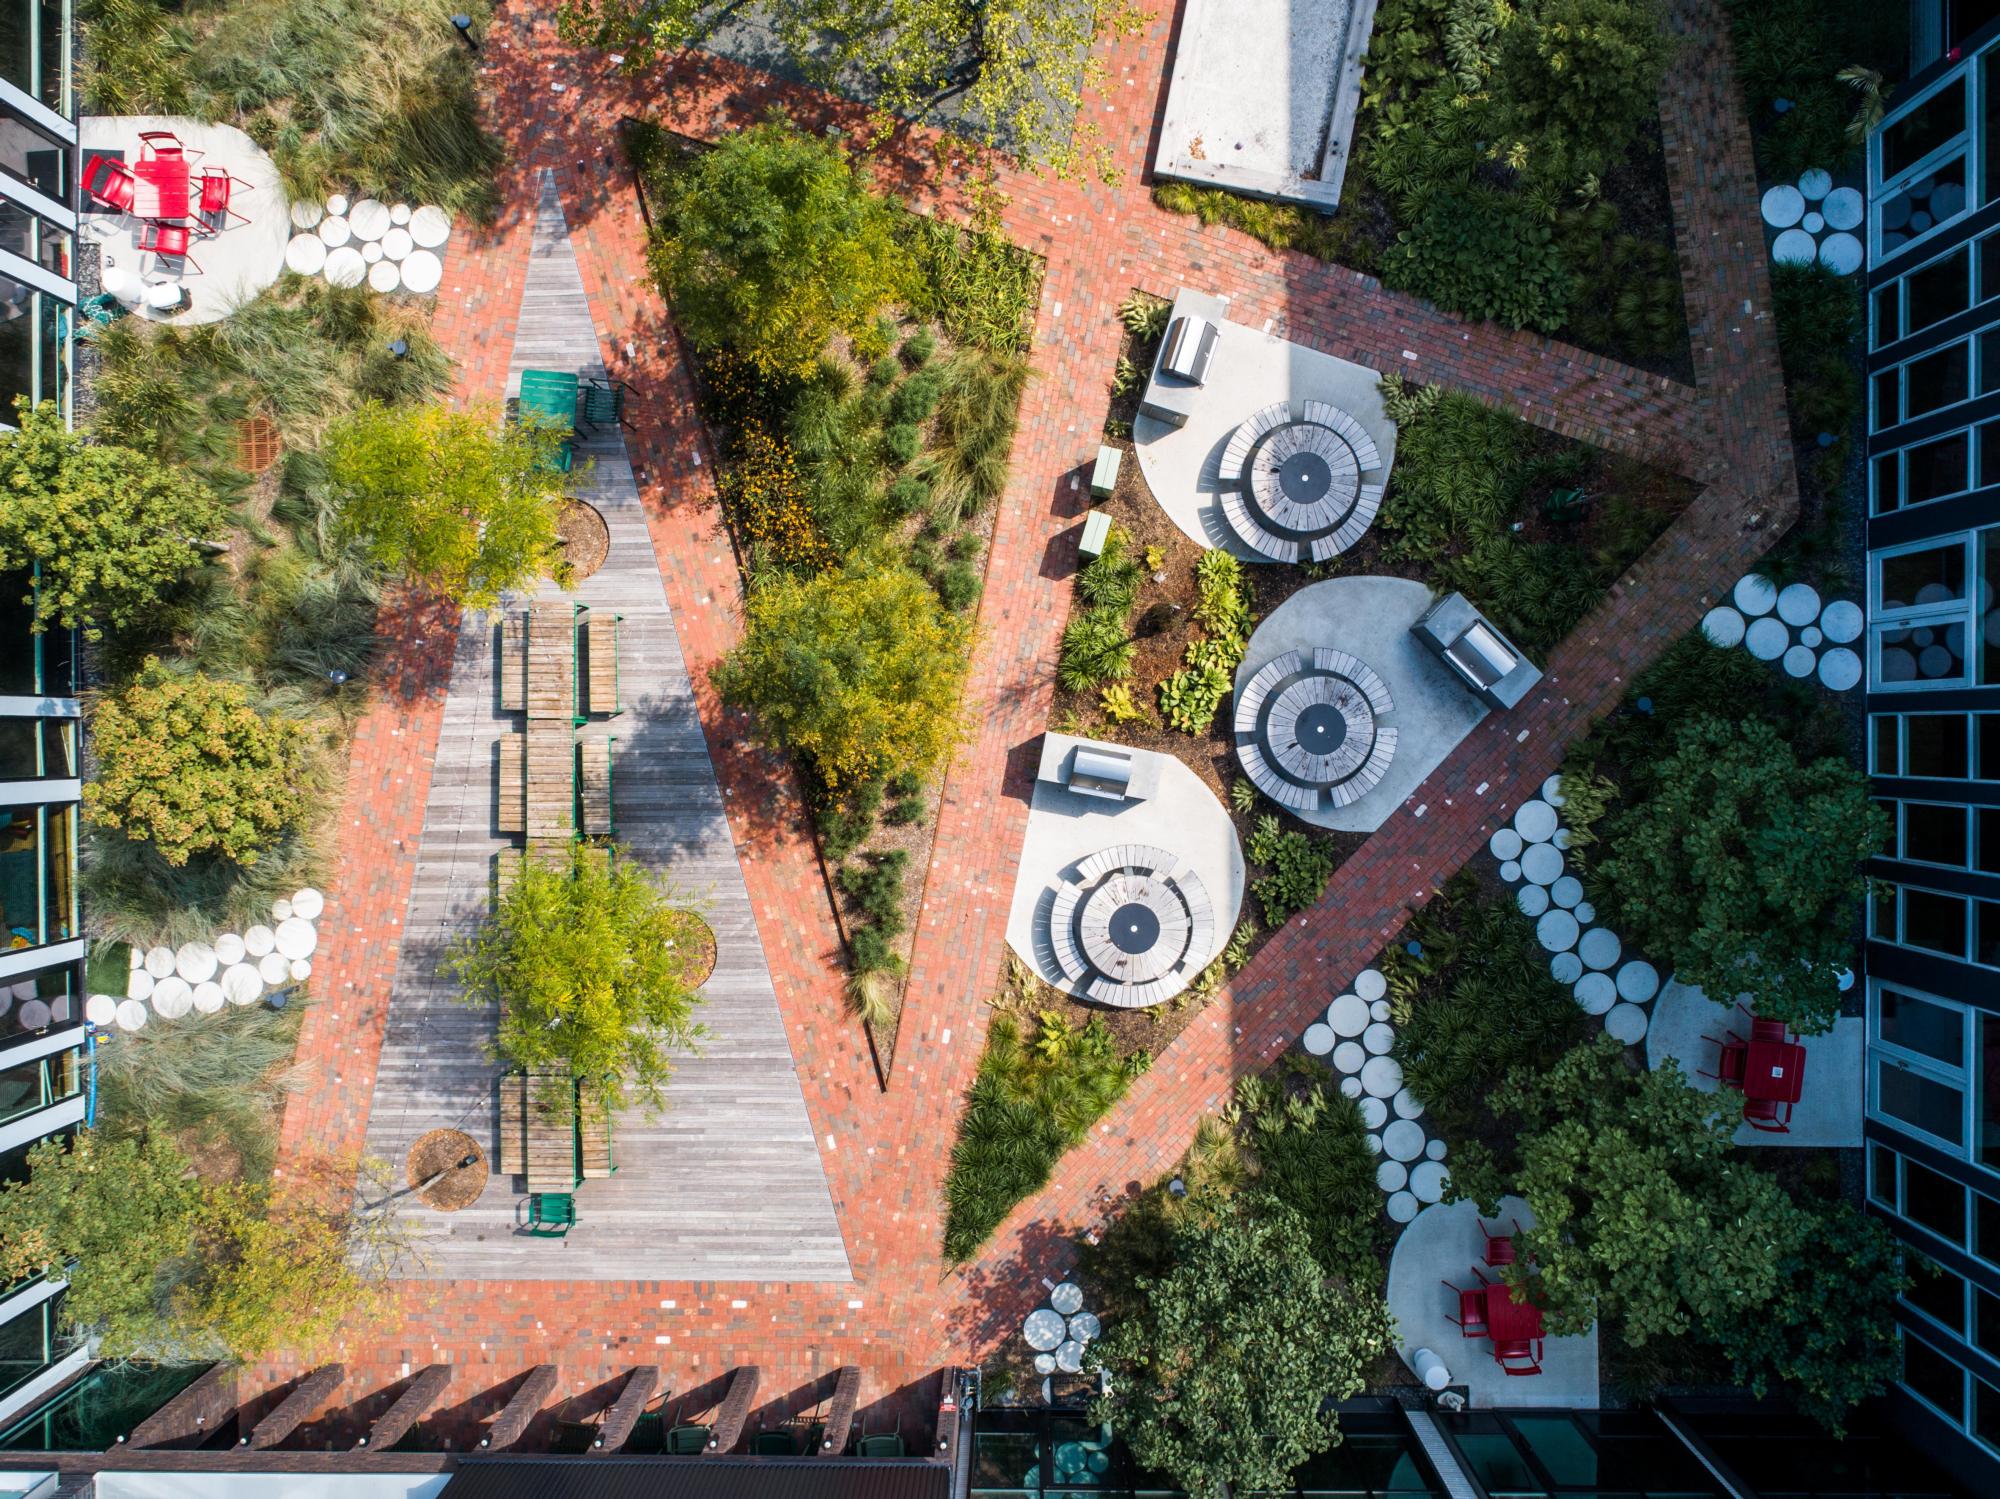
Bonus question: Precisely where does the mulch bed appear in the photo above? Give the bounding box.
[406,1128,488,1212]
[671,911,718,988]
[555,498,611,582]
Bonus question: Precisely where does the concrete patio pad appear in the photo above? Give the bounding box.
[1388,1196,1599,1409]
[80,116,289,326]
[1233,577,1486,832]
[1646,978,1863,1148]
[1133,303,1395,562]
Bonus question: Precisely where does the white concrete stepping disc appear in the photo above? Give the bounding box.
[1392,1087,1424,1120]
[1537,909,1580,951]
[1370,1000,1392,1022]
[1702,606,1745,647]
[214,933,246,965]
[1489,827,1523,861]
[1772,228,1818,265]
[1521,843,1563,885]
[1367,1133,1382,1153]
[128,947,144,971]
[1514,800,1558,843]
[1425,1137,1447,1161]
[1328,994,1369,1036]
[1377,1160,1408,1192]
[1606,1003,1650,1044]
[318,213,352,247]
[274,917,316,959]
[1050,1281,1084,1314]
[1820,600,1862,643]
[1733,574,1777,615]
[145,945,175,978]
[1303,1022,1334,1055]
[1777,582,1821,626]
[1361,1055,1404,1098]
[1333,1041,1366,1074]
[400,249,442,293]
[1579,927,1622,970]
[290,198,325,229]
[1616,960,1660,1002]
[381,226,414,262]
[1761,184,1805,227]
[1550,875,1583,909]
[349,198,390,241]
[362,241,384,264]
[289,959,311,981]
[1819,648,1862,691]
[1517,884,1550,918]
[1387,1190,1419,1223]
[410,205,451,247]
[292,888,325,920]
[175,942,217,983]
[1820,232,1864,275]
[1574,972,1617,1014]
[1409,1161,1449,1203]
[193,981,225,1014]
[1499,859,1522,883]
[1360,1096,1388,1129]
[128,969,154,1001]
[1551,952,1584,984]
[151,977,192,1018]
[1574,902,1597,924]
[1801,626,1823,647]
[369,260,400,293]
[1024,1308,1064,1350]
[326,193,350,216]
[244,925,275,957]
[1339,1076,1363,1099]
[1783,644,1817,678]
[1745,617,1789,660]
[222,964,262,1005]
[1363,1021,1396,1056]
[1033,1354,1055,1375]
[1068,1312,1100,1342]
[86,993,118,1025]
[325,245,366,287]
[116,998,148,1031]
[1798,168,1832,200]
[1542,773,1566,806]
[1553,827,1573,850]
[272,898,292,922]
[1355,968,1387,1002]
[285,233,328,275]
[258,952,290,986]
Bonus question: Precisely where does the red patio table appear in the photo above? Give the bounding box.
[1483,1281,1544,1344]
[1742,1038,1805,1103]
[134,156,190,221]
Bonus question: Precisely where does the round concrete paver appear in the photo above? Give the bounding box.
[1798,168,1832,200]
[1367,1133,1382,1153]
[1542,773,1566,805]
[1024,1309,1064,1350]
[400,249,442,293]
[116,999,148,1031]
[1370,1000,1392,1023]
[258,952,290,986]
[1606,1003,1650,1044]
[1801,626,1823,647]
[1361,1055,1404,1099]
[127,969,154,1001]
[1521,843,1563,885]
[151,977,191,1018]
[1783,644,1816,677]
[1819,648,1862,691]
[214,933,245,965]
[1329,994,1369,1036]
[1733,573,1778,616]
[1377,1160,1408,1192]
[1304,1022,1334,1055]
[1574,972,1617,1014]
[1392,1087,1424,1120]
[1777,582,1821,626]
[410,205,451,247]
[1823,187,1863,229]
[285,233,327,275]
[1574,901,1597,924]
[193,981,225,1014]
[1772,228,1818,265]
[1499,860,1522,883]
[1340,1076,1363,1099]
[290,198,325,230]
[1387,1190,1419,1223]
[1051,1282,1084,1314]
[1514,800,1558,843]
[1490,827,1523,861]
[145,945,175,978]
[1334,1041,1366,1074]
[1551,951,1584,984]
[175,941,217,983]
[1579,927,1622,970]
[275,917,316,959]
[1553,827,1572,850]
[1761,184,1805,227]
[244,925,275,957]
[1538,910,1580,952]
[1550,875,1583,909]
[1425,1137,1447,1161]
[1363,1022,1396,1056]
[1616,961,1660,1002]
[1819,232,1863,276]
[1409,1161,1449,1203]
[1356,968,1387,1002]
[222,964,261,1006]
[1518,884,1550,918]
[1745,617,1789,660]
[289,959,311,982]
[85,993,118,1025]
[1702,606,1745,647]
[1820,599,1863,643]
[1360,1096,1388,1129]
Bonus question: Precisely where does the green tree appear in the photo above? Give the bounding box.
[648,118,916,379]
[83,658,317,867]
[562,0,1142,178]
[324,402,568,608]
[1490,0,1677,186]
[1594,714,1885,1034]
[0,399,228,639]
[1089,1201,1393,1499]
[1449,1036,1805,1344]
[1380,185,1575,333]
[1705,1199,1907,1434]
[451,840,709,1115]
[713,545,970,786]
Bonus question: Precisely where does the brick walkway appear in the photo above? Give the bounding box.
[265,0,1794,1427]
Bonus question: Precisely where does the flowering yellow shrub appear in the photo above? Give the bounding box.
[722,422,836,574]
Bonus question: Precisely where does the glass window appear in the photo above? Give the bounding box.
[0,802,77,951]
[0,1056,42,1123]
[1903,802,1970,865]
[1981,1291,2000,1360]
[1874,715,1904,774]
[0,200,65,281]
[0,279,64,423]
[1876,450,1904,512]
[1980,1192,2000,1256]
[1,958,75,1041]
[1905,887,1970,955]
[1904,1158,1968,1242]
[1880,621,1970,687]
[1981,532,2000,685]
[1871,1143,1898,1207]
[0,0,68,115]
[0,102,65,206]
[1884,156,1972,261]
[1977,1374,2000,1456]
[1979,1014,2000,1164]
[1876,280,1902,342]
[1981,714,2000,778]
[1978,809,2000,873]
[1979,899,2000,967]
[1876,366,1902,426]
[1906,1253,1966,1332]
[1884,78,1968,178]
[1881,986,1967,1065]
[1910,249,1973,334]
[1904,1335,1968,1422]
[1981,421,2000,485]
[1982,329,2000,393]
[1907,432,1971,505]
[1879,799,1903,858]
[0,1292,52,1405]
[0,717,72,780]
[1879,1057,1966,1144]
[1907,342,1973,418]
[1881,541,1970,609]
[973,1431,1041,1492]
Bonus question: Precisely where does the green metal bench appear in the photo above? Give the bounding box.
[517,368,579,473]
[580,376,634,432]
[527,1192,576,1237]
[668,1423,713,1454]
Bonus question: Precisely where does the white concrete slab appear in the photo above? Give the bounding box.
[1388,1196,1599,1409]
[1645,978,1864,1148]
[1004,738,1245,999]
[1233,577,1486,832]
[1154,0,1380,210]
[1134,309,1396,561]
[81,115,290,326]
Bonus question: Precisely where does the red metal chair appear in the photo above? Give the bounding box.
[82,154,135,213]
[1479,1217,1522,1268]
[1742,1095,1792,1133]
[1749,1017,1789,1044]
[1698,1030,1749,1087]
[195,167,251,231]
[137,221,202,273]
[1494,1338,1544,1375]
[1443,1266,1490,1339]
[137,129,195,163]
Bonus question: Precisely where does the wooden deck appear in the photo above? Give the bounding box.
[524,1068,577,1194]
[584,611,620,715]
[525,718,574,840]
[579,738,612,836]
[496,734,525,834]
[578,1078,613,1179]
[526,600,575,720]
[496,1072,525,1176]
[356,173,847,1281]
[498,614,526,712]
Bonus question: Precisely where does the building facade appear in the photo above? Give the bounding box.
[1863,8,2000,1490]
[0,0,82,1430]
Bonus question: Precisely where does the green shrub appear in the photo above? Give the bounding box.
[890,370,942,424]
[1557,201,1686,361]
[838,849,908,935]
[1233,1078,1382,1283]
[882,422,922,466]
[848,924,900,974]
[1245,815,1336,925]
[901,327,936,367]
[884,476,930,517]
[1771,261,1862,495]
[1157,660,1233,734]
[934,560,980,612]
[1149,180,1377,272]
[1078,543,1142,612]
[1058,607,1136,691]
[897,213,1042,355]
[815,779,883,861]
[1488,0,1676,188]
[1723,0,1909,179]
[915,350,1029,519]
[867,354,901,388]
[1381,185,1574,333]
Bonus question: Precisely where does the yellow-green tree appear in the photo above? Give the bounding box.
[324,402,567,608]
[84,658,316,867]
[713,545,970,786]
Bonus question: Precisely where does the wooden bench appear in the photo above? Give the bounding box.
[584,611,621,716]
[496,1072,526,1176]
[524,1068,578,1194]
[580,738,613,837]
[526,601,576,722]
[498,613,526,713]
[498,734,525,835]
[577,1078,615,1180]
[525,719,575,840]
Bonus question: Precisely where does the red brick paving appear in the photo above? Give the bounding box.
[263,0,1793,1430]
